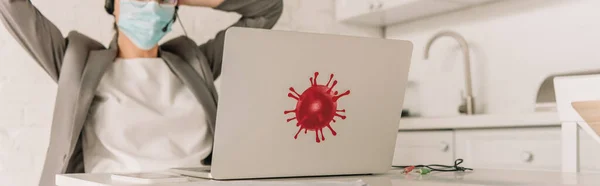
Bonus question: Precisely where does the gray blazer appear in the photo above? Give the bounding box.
[0,0,283,185]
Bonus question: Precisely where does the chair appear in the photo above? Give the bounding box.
[554,74,600,173]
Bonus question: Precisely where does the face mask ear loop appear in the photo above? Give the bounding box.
[176,12,189,37]
[175,9,210,82]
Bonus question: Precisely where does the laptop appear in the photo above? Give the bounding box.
[169,27,413,180]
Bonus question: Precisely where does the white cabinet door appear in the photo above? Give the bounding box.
[455,127,561,171]
[377,0,419,10]
[336,0,467,26]
[450,0,497,5]
[393,131,454,166]
[335,0,373,21]
[335,0,407,21]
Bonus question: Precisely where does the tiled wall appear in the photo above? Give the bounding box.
[0,0,381,185]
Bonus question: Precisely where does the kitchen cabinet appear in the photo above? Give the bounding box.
[454,127,561,171]
[393,126,600,172]
[335,0,371,22]
[336,0,498,26]
[393,112,600,172]
[392,131,454,166]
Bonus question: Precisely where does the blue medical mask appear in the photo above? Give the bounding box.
[117,0,175,50]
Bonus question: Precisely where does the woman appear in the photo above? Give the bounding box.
[0,0,283,185]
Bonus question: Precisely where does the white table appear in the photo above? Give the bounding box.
[56,168,600,186]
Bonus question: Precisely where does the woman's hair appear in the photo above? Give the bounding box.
[105,0,116,15]
[107,0,117,31]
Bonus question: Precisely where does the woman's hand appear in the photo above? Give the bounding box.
[178,0,225,8]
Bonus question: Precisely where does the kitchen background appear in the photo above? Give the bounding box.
[392,0,600,116]
[0,0,599,186]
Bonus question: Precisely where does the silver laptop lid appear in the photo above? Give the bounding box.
[212,27,413,179]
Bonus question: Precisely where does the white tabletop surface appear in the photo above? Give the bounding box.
[56,168,600,186]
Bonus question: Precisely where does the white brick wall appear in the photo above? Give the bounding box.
[0,0,380,185]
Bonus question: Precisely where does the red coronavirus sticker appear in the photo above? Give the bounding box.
[285,72,350,143]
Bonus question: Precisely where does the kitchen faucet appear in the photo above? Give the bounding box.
[423,31,475,115]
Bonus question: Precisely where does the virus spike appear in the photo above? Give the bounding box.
[289,87,301,97]
[333,90,350,101]
[305,129,307,134]
[313,72,319,85]
[297,117,307,127]
[309,77,314,86]
[294,127,303,139]
[284,110,296,114]
[320,128,325,141]
[315,129,321,143]
[287,93,299,100]
[327,125,337,136]
[335,113,347,120]
[334,91,338,95]
[326,74,334,87]
[336,109,346,112]
[332,119,337,123]
[286,117,296,122]
[327,80,338,93]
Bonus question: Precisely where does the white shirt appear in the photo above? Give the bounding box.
[83,58,212,173]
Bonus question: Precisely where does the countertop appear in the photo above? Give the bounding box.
[56,168,600,186]
[398,111,560,130]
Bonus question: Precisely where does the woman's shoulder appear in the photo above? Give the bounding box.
[64,31,107,51]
